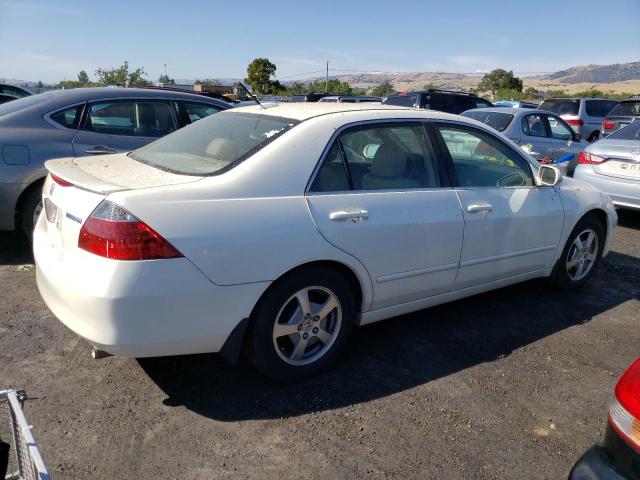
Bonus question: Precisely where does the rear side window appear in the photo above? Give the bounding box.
[50,105,83,129]
[85,100,175,137]
[383,95,418,107]
[311,123,442,192]
[522,114,547,137]
[183,102,221,123]
[462,111,513,132]
[608,101,640,117]
[540,99,580,116]
[585,100,616,117]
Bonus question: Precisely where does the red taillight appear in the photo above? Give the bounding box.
[566,119,584,126]
[51,173,73,187]
[609,358,640,452]
[578,151,605,165]
[78,201,183,261]
[602,120,615,130]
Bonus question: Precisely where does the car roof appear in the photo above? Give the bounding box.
[227,102,467,122]
[463,107,557,117]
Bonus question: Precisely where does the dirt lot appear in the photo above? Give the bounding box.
[1,210,639,479]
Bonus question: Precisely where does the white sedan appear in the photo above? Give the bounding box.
[34,103,617,380]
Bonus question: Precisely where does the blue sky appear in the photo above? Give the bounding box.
[1,0,639,83]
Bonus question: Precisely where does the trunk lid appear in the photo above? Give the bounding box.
[41,153,202,258]
[588,140,640,181]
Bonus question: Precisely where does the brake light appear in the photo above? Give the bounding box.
[602,120,615,130]
[51,173,73,187]
[78,201,183,260]
[609,358,640,452]
[578,151,605,165]
[566,119,584,126]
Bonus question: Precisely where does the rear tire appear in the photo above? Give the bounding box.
[588,131,600,142]
[246,266,355,381]
[548,216,605,290]
[20,187,43,241]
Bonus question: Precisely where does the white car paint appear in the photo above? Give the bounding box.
[34,103,617,359]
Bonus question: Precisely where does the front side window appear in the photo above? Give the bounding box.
[183,102,221,123]
[85,100,175,137]
[49,105,83,129]
[522,114,548,137]
[311,123,442,192]
[131,112,297,176]
[437,125,534,188]
[547,115,573,141]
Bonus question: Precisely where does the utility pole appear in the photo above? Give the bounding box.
[325,61,329,93]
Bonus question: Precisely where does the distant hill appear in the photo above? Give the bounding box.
[548,62,640,83]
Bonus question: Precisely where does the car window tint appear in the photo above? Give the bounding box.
[607,121,640,141]
[539,99,580,116]
[608,101,640,117]
[183,102,221,123]
[437,125,533,188]
[383,95,418,107]
[585,100,600,116]
[309,143,350,192]
[86,101,175,137]
[50,105,82,129]
[522,114,547,137]
[338,123,441,190]
[547,115,573,141]
[462,111,513,132]
[0,86,29,98]
[474,98,493,108]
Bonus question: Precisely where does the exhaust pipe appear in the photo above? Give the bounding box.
[91,347,112,360]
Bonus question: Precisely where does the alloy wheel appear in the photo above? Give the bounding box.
[272,286,342,366]
[566,229,599,281]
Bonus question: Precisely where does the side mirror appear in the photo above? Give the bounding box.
[572,132,582,142]
[539,164,562,186]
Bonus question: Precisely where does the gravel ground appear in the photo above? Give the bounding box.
[1,210,639,479]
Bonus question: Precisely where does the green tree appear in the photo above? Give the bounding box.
[477,69,523,96]
[159,74,174,84]
[371,81,395,97]
[245,58,283,95]
[306,78,352,94]
[195,78,220,87]
[544,89,569,99]
[77,70,90,84]
[95,61,151,86]
[523,86,539,99]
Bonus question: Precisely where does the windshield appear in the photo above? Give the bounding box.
[0,91,55,117]
[383,95,418,107]
[607,121,640,141]
[539,99,580,116]
[130,112,298,176]
[608,101,640,117]
[462,111,514,132]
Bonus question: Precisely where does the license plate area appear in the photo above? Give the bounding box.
[597,160,640,179]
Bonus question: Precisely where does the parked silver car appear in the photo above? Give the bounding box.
[573,121,640,210]
[601,96,640,137]
[0,87,231,237]
[461,107,588,175]
[539,97,618,142]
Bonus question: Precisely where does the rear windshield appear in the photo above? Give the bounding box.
[607,121,640,140]
[539,99,580,116]
[0,91,55,117]
[130,112,298,176]
[462,111,514,132]
[608,101,640,117]
[383,95,418,107]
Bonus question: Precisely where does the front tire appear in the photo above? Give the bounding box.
[246,266,355,381]
[549,216,605,290]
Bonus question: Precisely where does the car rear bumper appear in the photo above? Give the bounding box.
[573,166,640,210]
[33,214,269,357]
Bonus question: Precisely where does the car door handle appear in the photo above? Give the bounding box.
[329,210,369,222]
[467,203,493,213]
[86,145,117,155]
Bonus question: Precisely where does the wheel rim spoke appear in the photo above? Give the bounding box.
[274,322,300,338]
[567,258,579,270]
[315,327,332,345]
[574,261,585,279]
[573,236,584,251]
[290,336,308,360]
[585,231,595,250]
[316,296,338,322]
[295,290,311,316]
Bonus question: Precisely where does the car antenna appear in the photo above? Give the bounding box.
[236,82,265,109]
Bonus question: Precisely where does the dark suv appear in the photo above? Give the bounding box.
[602,96,640,137]
[382,90,493,114]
